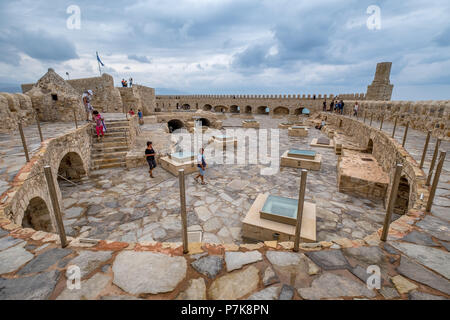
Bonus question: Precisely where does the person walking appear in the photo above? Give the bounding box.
[323,100,327,112]
[194,148,207,185]
[145,141,156,178]
[128,108,135,116]
[340,100,345,115]
[129,78,133,87]
[329,100,334,112]
[353,101,359,117]
[93,110,105,142]
[82,90,94,121]
[138,109,144,125]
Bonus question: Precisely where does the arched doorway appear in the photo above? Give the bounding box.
[203,104,212,111]
[58,152,86,181]
[245,106,252,114]
[214,106,227,113]
[195,118,211,127]
[393,176,410,215]
[230,105,240,114]
[257,106,269,115]
[168,119,185,133]
[294,108,304,115]
[22,197,53,232]
[181,104,191,110]
[366,139,374,154]
[274,107,289,115]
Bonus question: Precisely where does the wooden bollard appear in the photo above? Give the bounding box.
[381,164,403,242]
[419,131,432,169]
[18,121,30,162]
[426,151,447,213]
[294,169,308,252]
[402,122,410,147]
[178,169,189,254]
[426,139,441,186]
[392,116,398,138]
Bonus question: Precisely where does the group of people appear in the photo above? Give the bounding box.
[322,99,359,117]
[82,90,106,142]
[121,78,133,87]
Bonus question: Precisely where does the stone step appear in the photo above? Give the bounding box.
[92,151,128,159]
[104,121,130,128]
[92,145,129,153]
[93,158,126,166]
[92,141,128,148]
[91,131,126,138]
[93,126,130,133]
[93,136,127,143]
[92,161,127,170]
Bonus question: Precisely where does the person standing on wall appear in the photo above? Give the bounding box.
[145,141,156,178]
[194,148,207,185]
[340,100,345,115]
[129,78,133,87]
[329,100,334,112]
[82,90,94,121]
[353,101,359,117]
[323,100,327,112]
[93,110,105,142]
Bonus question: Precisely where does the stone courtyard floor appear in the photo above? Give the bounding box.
[59,115,387,244]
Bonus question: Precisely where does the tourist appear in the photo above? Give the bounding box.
[353,101,359,117]
[194,148,207,185]
[323,100,327,112]
[315,119,326,130]
[93,110,105,142]
[340,100,345,115]
[82,90,94,121]
[145,141,156,178]
[329,100,334,112]
[129,78,133,87]
[129,108,135,116]
[138,109,144,125]
[121,79,126,87]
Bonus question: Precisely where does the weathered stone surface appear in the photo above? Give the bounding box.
[306,250,350,270]
[64,207,84,219]
[279,285,295,300]
[100,295,142,300]
[379,286,400,299]
[298,273,376,300]
[112,251,187,295]
[391,275,418,294]
[0,236,23,251]
[266,251,301,266]
[208,266,260,300]
[225,251,262,272]
[0,229,9,238]
[57,273,110,300]
[191,255,224,279]
[400,231,439,247]
[18,248,73,275]
[263,266,279,286]
[416,215,450,242]
[396,256,450,295]
[68,250,112,278]
[409,291,448,300]
[248,285,281,300]
[0,270,60,299]
[391,242,450,279]
[0,245,34,274]
[176,278,206,300]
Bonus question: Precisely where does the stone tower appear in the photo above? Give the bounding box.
[366,62,394,101]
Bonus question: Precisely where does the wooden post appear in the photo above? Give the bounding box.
[402,122,409,147]
[392,116,398,138]
[419,131,432,169]
[294,169,308,252]
[43,166,68,248]
[35,111,44,142]
[178,169,189,254]
[73,109,78,129]
[370,113,373,126]
[381,164,403,242]
[18,121,30,162]
[363,111,367,123]
[379,115,384,131]
[426,151,447,213]
[426,139,441,186]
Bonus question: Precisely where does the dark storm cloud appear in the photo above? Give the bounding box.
[128,55,152,63]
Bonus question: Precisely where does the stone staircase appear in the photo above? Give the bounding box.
[91,119,130,170]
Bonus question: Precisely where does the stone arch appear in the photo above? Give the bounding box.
[366,139,374,154]
[274,107,289,115]
[58,152,86,181]
[155,108,162,112]
[394,176,410,215]
[203,104,212,111]
[168,119,185,133]
[230,105,240,113]
[214,106,228,113]
[181,104,191,110]
[196,118,211,127]
[245,106,252,114]
[294,108,304,115]
[257,106,269,115]
[22,197,53,232]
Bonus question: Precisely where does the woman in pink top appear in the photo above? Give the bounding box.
[93,110,105,142]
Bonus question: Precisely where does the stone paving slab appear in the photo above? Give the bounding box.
[0,270,60,300]
[0,244,34,275]
[305,250,350,270]
[17,248,73,275]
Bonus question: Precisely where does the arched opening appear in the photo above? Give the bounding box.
[230,105,240,113]
[366,139,374,154]
[393,176,410,216]
[203,104,212,111]
[181,104,190,110]
[195,118,211,127]
[22,197,53,232]
[245,106,252,114]
[214,106,227,113]
[58,152,86,181]
[257,106,269,115]
[294,108,304,115]
[168,119,185,133]
[155,108,162,112]
[274,107,289,115]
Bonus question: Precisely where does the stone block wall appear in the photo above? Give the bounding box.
[0,93,35,132]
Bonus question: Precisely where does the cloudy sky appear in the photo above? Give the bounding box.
[0,0,449,100]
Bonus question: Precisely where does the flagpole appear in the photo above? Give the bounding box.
[98,60,102,76]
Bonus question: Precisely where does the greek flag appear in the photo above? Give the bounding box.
[96,51,104,67]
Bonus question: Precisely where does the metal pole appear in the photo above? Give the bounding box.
[392,116,398,138]
[18,121,30,162]
[294,169,308,252]
[402,122,410,147]
[426,151,447,213]
[381,164,403,242]
[380,115,384,131]
[178,169,189,254]
[370,113,373,126]
[43,166,68,248]
[426,139,441,186]
[73,109,78,129]
[35,111,44,142]
[419,131,432,169]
